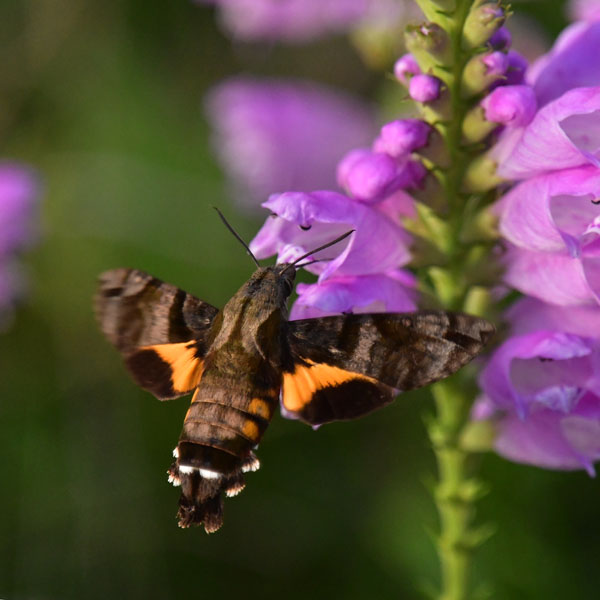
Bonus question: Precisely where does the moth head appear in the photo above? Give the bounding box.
[270,264,296,298]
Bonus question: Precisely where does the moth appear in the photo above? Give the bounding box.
[95,219,494,533]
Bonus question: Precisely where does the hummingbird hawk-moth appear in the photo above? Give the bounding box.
[95,226,494,533]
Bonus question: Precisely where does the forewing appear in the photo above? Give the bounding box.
[283,311,494,425]
[95,268,219,351]
[95,268,220,399]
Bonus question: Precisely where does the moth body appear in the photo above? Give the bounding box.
[95,265,494,533]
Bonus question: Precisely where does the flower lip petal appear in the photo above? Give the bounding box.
[529,20,600,106]
[498,87,600,180]
[250,190,411,279]
[503,247,597,306]
[498,165,600,254]
[290,271,418,320]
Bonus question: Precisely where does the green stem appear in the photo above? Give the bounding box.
[430,378,477,600]
[417,1,489,598]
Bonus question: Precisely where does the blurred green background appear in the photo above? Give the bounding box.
[1,1,598,599]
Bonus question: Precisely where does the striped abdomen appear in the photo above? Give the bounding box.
[169,368,281,531]
[178,380,279,473]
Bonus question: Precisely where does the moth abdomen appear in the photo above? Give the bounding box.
[170,385,279,531]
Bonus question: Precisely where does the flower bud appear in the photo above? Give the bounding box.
[488,26,511,50]
[462,105,498,143]
[409,74,442,103]
[463,1,506,49]
[393,53,421,86]
[373,119,431,157]
[417,127,451,168]
[463,155,503,192]
[405,23,451,72]
[481,84,537,127]
[337,149,425,203]
[462,51,508,97]
[504,50,528,86]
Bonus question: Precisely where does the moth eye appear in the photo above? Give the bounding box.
[283,279,293,294]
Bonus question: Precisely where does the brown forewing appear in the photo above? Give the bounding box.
[95,268,220,353]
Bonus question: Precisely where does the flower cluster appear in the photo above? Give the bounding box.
[473,9,600,472]
[0,163,38,328]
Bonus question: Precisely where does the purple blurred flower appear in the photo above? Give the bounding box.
[198,0,416,43]
[476,298,600,473]
[569,0,600,22]
[0,163,38,325]
[205,77,376,211]
[198,0,366,41]
[0,164,38,255]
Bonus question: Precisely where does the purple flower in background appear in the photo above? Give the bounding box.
[198,0,415,43]
[205,78,376,212]
[476,298,600,473]
[0,163,38,326]
[569,0,600,22]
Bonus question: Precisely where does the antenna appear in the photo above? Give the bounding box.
[214,207,260,268]
[282,230,355,274]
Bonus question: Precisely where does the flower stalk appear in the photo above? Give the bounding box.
[408,0,503,597]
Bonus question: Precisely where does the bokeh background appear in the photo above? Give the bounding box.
[1,1,598,598]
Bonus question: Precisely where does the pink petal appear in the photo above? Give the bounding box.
[498,87,600,180]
